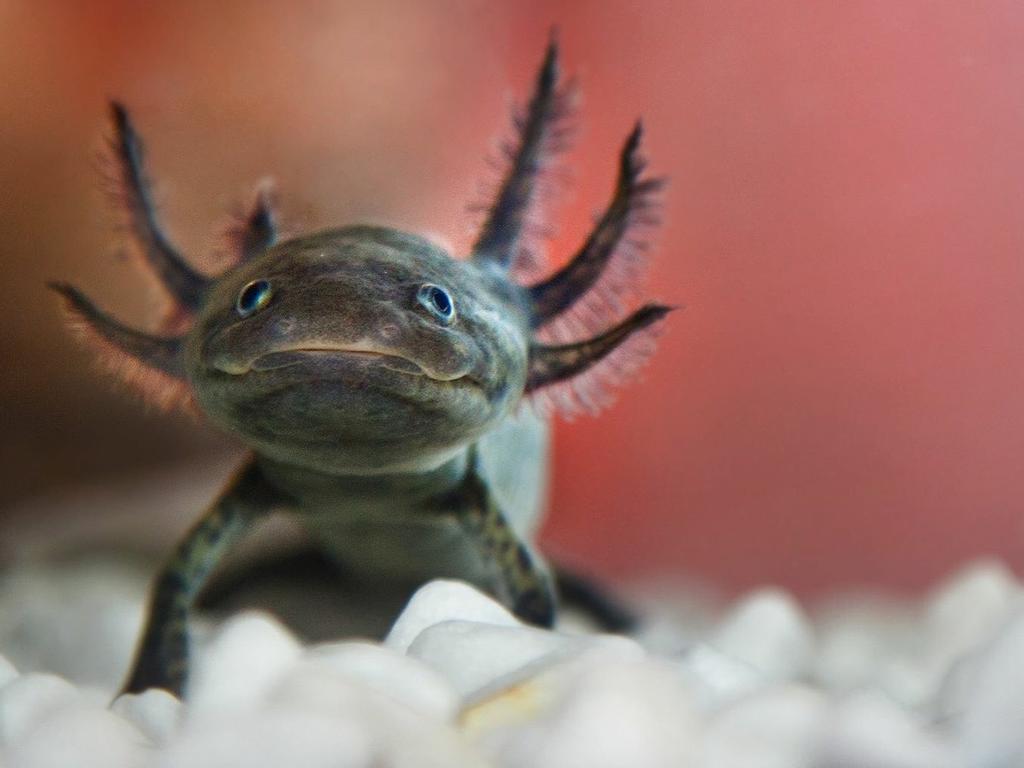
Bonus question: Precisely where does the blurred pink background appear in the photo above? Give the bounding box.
[3,1,1024,598]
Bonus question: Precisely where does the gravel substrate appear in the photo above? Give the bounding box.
[0,552,1021,767]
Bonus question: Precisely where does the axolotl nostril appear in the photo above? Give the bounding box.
[50,38,674,698]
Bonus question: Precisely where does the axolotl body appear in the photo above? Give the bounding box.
[52,40,671,697]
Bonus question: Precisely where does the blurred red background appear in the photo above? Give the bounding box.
[3,1,1024,598]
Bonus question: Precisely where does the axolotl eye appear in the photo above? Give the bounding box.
[236,279,273,317]
[417,283,456,324]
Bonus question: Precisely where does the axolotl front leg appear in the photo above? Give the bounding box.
[121,460,284,697]
[122,452,557,697]
[429,448,557,626]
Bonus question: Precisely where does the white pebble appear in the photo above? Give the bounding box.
[266,671,485,765]
[701,685,828,768]
[678,643,765,711]
[186,611,301,720]
[409,621,568,698]
[817,691,957,768]
[926,560,1018,643]
[296,641,459,721]
[952,606,1024,766]
[267,663,375,716]
[877,560,1024,712]
[0,673,82,746]
[408,620,643,699]
[710,589,815,683]
[158,709,373,768]
[111,688,182,746]
[923,560,1019,675]
[385,580,520,653]
[4,702,148,768]
[630,582,718,656]
[0,562,147,692]
[931,648,979,727]
[12,544,1024,767]
[812,597,918,696]
[876,659,935,712]
[264,670,486,768]
[485,660,700,768]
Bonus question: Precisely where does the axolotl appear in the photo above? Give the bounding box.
[51,40,672,697]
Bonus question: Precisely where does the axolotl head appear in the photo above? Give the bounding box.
[51,40,673,475]
[189,226,529,472]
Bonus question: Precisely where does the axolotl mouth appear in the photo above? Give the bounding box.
[217,345,486,392]
[248,348,427,377]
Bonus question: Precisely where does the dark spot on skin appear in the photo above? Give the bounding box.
[493,536,510,554]
[153,573,189,611]
[515,546,533,572]
[461,473,489,508]
[204,526,223,546]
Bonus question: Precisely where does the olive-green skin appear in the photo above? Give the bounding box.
[190,225,549,585]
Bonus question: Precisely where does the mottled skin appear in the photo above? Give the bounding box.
[52,40,672,697]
